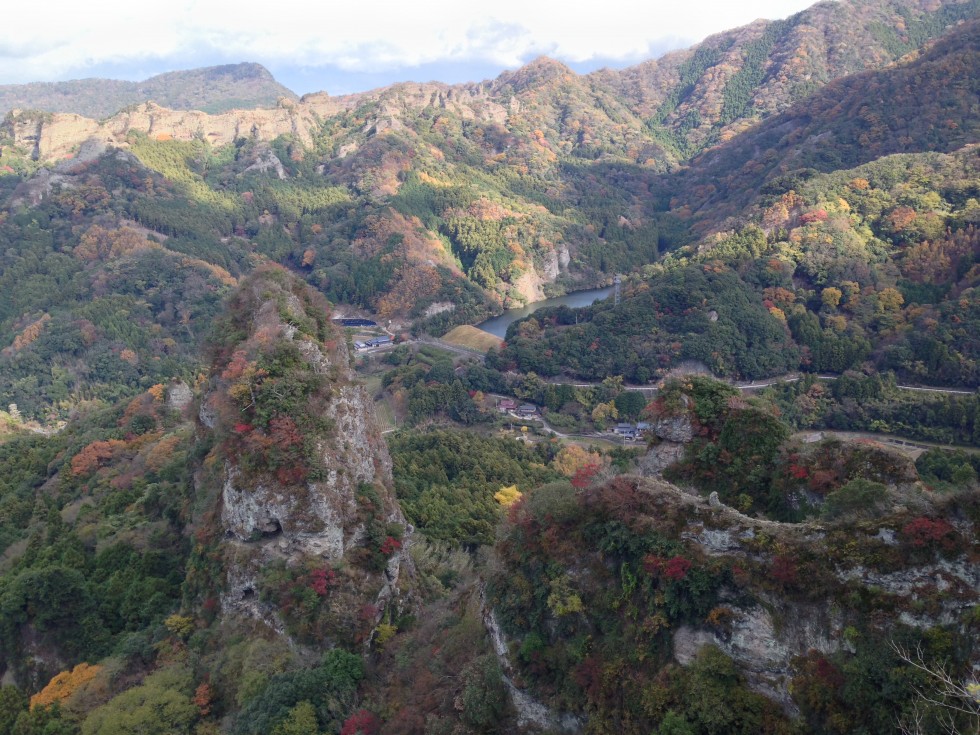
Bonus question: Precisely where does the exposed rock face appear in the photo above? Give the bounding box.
[1,80,510,163]
[166,381,193,412]
[674,602,845,715]
[651,394,696,443]
[203,269,414,632]
[638,440,685,476]
[657,479,978,712]
[483,591,583,733]
[217,311,398,559]
[242,145,287,179]
[639,395,696,476]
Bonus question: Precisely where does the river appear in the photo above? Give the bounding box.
[475,286,613,339]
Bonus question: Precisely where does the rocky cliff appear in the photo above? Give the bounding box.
[486,467,979,733]
[196,266,414,640]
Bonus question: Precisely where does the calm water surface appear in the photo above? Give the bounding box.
[475,286,613,339]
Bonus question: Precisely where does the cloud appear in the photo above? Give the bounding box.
[0,0,814,86]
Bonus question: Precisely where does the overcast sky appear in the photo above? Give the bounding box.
[1,0,816,95]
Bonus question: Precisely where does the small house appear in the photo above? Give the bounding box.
[517,403,538,417]
[613,423,641,441]
[498,398,518,413]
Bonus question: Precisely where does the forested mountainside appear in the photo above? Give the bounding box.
[0,63,297,119]
[498,20,980,388]
[0,0,978,733]
[0,0,977,425]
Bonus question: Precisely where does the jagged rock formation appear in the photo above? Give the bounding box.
[487,470,979,732]
[196,267,414,636]
[2,0,972,164]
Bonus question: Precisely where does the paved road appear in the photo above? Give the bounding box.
[796,429,979,456]
[414,337,977,398]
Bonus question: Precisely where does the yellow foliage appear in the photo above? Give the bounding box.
[145,434,184,473]
[551,445,606,477]
[547,576,584,617]
[374,623,398,647]
[164,614,195,640]
[31,663,102,709]
[821,287,843,309]
[494,485,523,507]
[877,287,905,312]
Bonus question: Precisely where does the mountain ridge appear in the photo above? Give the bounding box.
[0,62,297,119]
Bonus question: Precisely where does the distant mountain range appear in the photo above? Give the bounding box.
[0,62,298,118]
[0,0,978,422]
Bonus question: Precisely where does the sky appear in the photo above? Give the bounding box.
[1,0,816,96]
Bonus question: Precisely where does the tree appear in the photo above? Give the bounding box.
[30,663,102,709]
[272,701,320,735]
[80,666,197,735]
[0,686,26,735]
[614,391,647,420]
[551,445,604,477]
[821,287,842,310]
[891,641,980,735]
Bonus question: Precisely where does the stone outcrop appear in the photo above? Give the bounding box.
[482,589,583,733]
[1,80,509,163]
[201,270,414,634]
[639,393,696,477]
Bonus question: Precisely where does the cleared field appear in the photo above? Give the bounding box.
[441,325,503,353]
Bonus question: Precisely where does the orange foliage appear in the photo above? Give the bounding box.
[10,314,51,351]
[885,206,917,232]
[70,440,126,476]
[119,348,138,365]
[144,435,183,472]
[31,663,102,709]
[75,225,155,262]
[551,445,607,477]
[193,682,213,717]
[375,264,441,320]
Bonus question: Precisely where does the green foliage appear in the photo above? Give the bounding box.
[719,18,796,125]
[822,478,889,520]
[498,264,798,381]
[390,430,559,545]
[232,650,363,735]
[668,405,790,513]
[0,686,26,735]
[81,665,197,735]
[764,372,980,446]
[487,477,734,726]
[459,655,507,730]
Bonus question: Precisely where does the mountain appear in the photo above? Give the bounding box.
[494,19,980,390]
[672,15,980,226]
[0,63,297,119]
[0,1,978,733]
[595,0,980,157]
[0,0,975,427]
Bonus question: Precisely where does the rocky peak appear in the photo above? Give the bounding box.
[496,56,577,93]
[196,267,413,634]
